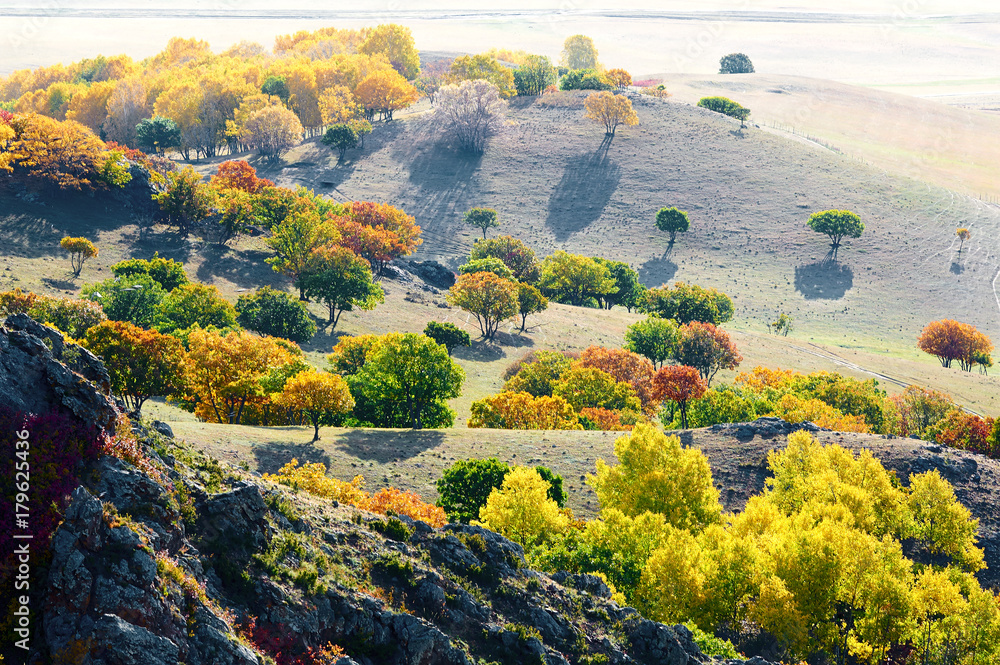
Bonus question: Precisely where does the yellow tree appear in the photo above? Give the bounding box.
[273,369,354,441]
[265,205,339,298]
[446,272,519,341]
[318,84,360,125]
[606,68,633,90]
[104,77,150,146]
[60,236,98,276]
[183,328,296,424]
[584,91,638,137]
[476,466,569,548]
[358,24,421,80]
[355,69,418,122]
[244,105,303,163]
[65,80,115,133]
[956,227,971,252]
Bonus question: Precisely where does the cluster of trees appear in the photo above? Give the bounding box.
[918,318,993,373]
[0,25,423,160]
[697,96,751,128]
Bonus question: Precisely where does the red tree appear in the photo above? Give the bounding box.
[578,346,658,415]
[917,319,992,371]
[674,321,742,385]
[651,365,707,429]
[210,160,274,193]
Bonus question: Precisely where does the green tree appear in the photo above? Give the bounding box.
[353,332,465,429]
[458,257,514,279]
[25,296,107,338]
[655,207,690,243]
[697,96,751,128]
[265,207,338,299]
[538,250,616,307]
[423,320,471,355]
[82,273,166,328]
[624,317,680,369]
[559,69,611,91]
[83,320,185,417]
[534,465,567,508]
[719,53,755,74]
[593,259,643,310]
[561,35,599,70]
[517,282,548,332]
[807,209,865,248]
[300,246,384,328]
[235,286,317,343]
[111,254,189,292]
[135,115,180,154]
[463,207,499,240]
[322,123,358,159]
[469,235,540,282]
[514,55,556,96]
[60,236,98,276]
[768,312,793,337]
[589,423,722,531]
[156,283,237,336]
[436,457,511,523]
[641,281,734,325]
[153,167,216,237]
[260,75,290,102]
[446,272,519,341]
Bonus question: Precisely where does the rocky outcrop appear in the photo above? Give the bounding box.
[0,313,119,431]
[707,416,827,440]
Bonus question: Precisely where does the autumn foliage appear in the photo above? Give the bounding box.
[469,391,581,430]
[652,365,707,429]
[917,319,993,371]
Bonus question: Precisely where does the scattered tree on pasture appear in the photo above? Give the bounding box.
[655,206,691,243]
[768,312,794,337]
[434,79,508,154]
[83,320,185,417]
[537,251,617,307]
[244,105,303,163]
[447,272,519,341]
[606,68,633,90]
[463,206,500,239]
[60,236,98,276]
[235,286,317,343]
[300,245,384,328]
[561,35,600,70]
[588,423,721,531]
[917,319,993,371]
[641,281,734,326]
[697,96,751,128]
[423,320,471,355]
[956,227,971,252]
[583,91,638,137]
[719,53,755,74]
[458,257,514,279]
[517,282,548,332]
[624,317,680,369]
[273,369,354,442]
[675,321,742,385]
[469,235,540,282]
[322,123,358,159]
[652,365,708,429]
[807,209,865,248]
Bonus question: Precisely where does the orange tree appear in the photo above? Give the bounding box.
[182,328,296,424]
[334,201,422,276]
[272,369,354,441]
[210,159,274,193]
[674,322,742,386]
[447,272,519,341]
[60,236,98,276]
[918,319,993,371]
[652,365,708,429]
[605,68,632,90]
[354,69,419,121]
[578,346,659,415]
[83,320,185,417]
[469,391,581,430]
[3,113,111,191]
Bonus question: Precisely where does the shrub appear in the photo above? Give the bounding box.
[696,96,750,127]
[264,458,368,505]
[436,458,511,524]
[458,257,514,279]
[82,273,166,328]
[363,488,447,527]
[434,79,507,153]
[423,321,471,356]
[236,286,317,343]
[469,391,581,430]
[719,53,754,74]
[26,295,106,338]
[503,350,575,396]
[111,254,189,292]
[641,281,733,325]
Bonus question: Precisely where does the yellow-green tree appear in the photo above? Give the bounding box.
[448,54,516,98]
[265,207,339,299]
[589,423,721,531]
[273,369,354,441]
[359,24,421,80]
[60,236,98,276]
[537,250,616,307]
[476,466,569,548]
[446,271,519,341]
[584,91,638,137]
[553,366,641,413]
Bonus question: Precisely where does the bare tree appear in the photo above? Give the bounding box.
[434,80,507,154]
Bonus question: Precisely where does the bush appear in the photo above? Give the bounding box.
[364,488,447,527]
[696,96,750,127]
[559,69,611,91]
[469,391,582,430]
[423,321,471,356]
[503,350,575,396]
[436,458,511,524]
[236,286,317,343]
[458,257,514,279]
[111,254,189,291]
[434,79,507,153]
[26,295,106,338]
[719,53,754,74]
[82,273,166,328]
[641,282,733,326]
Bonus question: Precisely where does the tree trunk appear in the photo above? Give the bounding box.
[312,418,320,442]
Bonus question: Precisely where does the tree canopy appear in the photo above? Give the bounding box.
[807,209,865,248]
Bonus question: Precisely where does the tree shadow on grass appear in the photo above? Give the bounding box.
[195,246,283,290]
[794,258,854,300]
[636,254,679,287]
[545,141,621,242]
[403,139,484,224]
[42,276,79,291]
[950,262,964,275]
[251,439,332,475]
[334,429,446,462]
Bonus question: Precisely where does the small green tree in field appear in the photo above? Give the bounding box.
[769,313,793,337]
[322,123,358,159]
[807,209,865,248]
[655,207,690,244]
[624,316,680,369]
[464,207,499,240]
[436,457,512,523]
[61,236,98,276]
[236,286,317,343]
[517,282,548,332]
[719,53,755,74]
[82,274,166,329]
[697,96,751,128]
[423,320,471,355]
[301,246,384,328]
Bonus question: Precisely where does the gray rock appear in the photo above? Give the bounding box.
[708,416,828,440]
[151,420,174,438]
[90,614,180,665]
